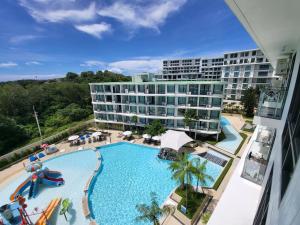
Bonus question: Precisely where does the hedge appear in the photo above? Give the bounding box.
[213,158,233,190]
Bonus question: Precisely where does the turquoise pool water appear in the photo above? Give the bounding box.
[0,150,97,225]
[89,142,223,225]
[216,117,242,154]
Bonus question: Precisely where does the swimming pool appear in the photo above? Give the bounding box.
[0,150,97,225]
[216,117,242,154]
[89,142,223,225]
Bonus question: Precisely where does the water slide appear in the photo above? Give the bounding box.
[44,170,61,179]
[35,198,61,225]
[10,177,31,201]
[42,176,64,186]
[28,178,40,199]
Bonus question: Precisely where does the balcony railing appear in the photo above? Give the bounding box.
[241,127,276,185]
[256,87,287,119]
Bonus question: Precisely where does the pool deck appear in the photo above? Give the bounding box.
[0,115,250,225]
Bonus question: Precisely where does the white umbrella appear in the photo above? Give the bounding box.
[143,134,151,139]
[123,131,132,137]
[152,136,161,141]
[92,131,102,137]
[161,130,193,151]
[68,135,79,141]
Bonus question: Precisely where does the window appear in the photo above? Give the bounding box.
[213,84,223,94]
[138,96,145,104]
[258,71,268,76]
[129,96,136,104]
[167,108,175,116]
[209,122,218,130]
[210,111,220,119]
[212,98,221,107]
[189,84,199,95]
[107,105,113,112]
[139,106,146,114]
[167,97,175,105]
[130,106,137,113]
[167,84,175,93]
[259,64,270,70]
[104,85,111,92]
[139,117,147,124]
[178,97,186,105]
[157,84,165,94]
[178,85,187,93]
[138,85,145,93]
[188,97,197,106]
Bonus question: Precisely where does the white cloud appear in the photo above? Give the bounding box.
[25,61,42,65]
[108,59,162,74]
[98,0,187,30]
[75,23,111,39]
[10,35,40,44]
[0,62,18,68]
[19,1,97,23]
[80,60,106,67]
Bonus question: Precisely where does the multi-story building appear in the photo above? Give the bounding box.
[208,1,300,225]
[90,81,224,139]
[155,57,223,81]
[155,51,274,100]
[222,49,274,100]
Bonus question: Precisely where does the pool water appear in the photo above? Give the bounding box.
[0,150,97,225]
[216,117,243,154]
[89,142,223,225]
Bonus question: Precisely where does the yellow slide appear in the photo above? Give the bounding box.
[35,198,61,225]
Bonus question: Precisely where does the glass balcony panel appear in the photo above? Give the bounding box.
[256,88,287,119]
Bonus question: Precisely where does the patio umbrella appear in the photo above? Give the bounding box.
[123,131,132,137]
[142,134,151,139]
[80,136,85,140]
[92,132,102,137]
[41,143,48,149]
[68,135,79,141]
[29,155,38,162]
[38,152,46,159]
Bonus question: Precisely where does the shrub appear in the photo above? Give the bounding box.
[213,158,233,190]
[201,212,212,224]
[234,132,248,155]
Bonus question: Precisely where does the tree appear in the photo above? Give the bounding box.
[241,87,258,117]
[183,109,198,136]
[0,115,28,155]
[65,72,79,80]
[145,120,166,136]
[131,115,138,132]
[168,153,194,210]
[191,158,214,193]
[135,192,174,225]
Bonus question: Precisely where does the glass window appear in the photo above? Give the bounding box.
[138,96,145,104]
[139,117,146,124]
[209,122,218,130]
[104,85,111,92]
[157,84,165,94]
[177,119,184,128]
[198,110,208,119]
[212,98,222,107]
[167,84,175,93]
[148,84,155,94]
[107,105,113,112]
[157,96,166,105]
[199,97,208,106]
[130,106,137,113]
[129,96,136,104]
[166,119,174,127]
[157,107,166,116]
[189,84,199,95]
[178,85,187,93]
[213,84,223,94]
[148,106,155,115]
[128,85,136,92]
[178,97,186,105]
[139,106,146,114]
[138,85,145,93]
[188,97,198,106]
[167,97,175,105]
[210,111,220,119]
[167,108,175,116]
[107,114,114,121]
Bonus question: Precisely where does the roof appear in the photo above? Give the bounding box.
[160,130,193,151]
[89,80,225,85]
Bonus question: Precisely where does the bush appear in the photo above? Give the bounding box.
[201,212,212,224]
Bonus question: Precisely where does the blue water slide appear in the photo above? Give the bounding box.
[44,170,61,179]
[41,177,63,186]
[28,180,34,199]
[32,177,40,198]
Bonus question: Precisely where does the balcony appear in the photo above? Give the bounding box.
[256,87,287,120]
[241,127,276,185]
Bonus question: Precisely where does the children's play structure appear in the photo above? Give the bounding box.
[10,168,64,201]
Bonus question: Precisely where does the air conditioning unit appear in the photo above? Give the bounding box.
[125,89,129,93]
[187,92,192,95]
[206,104,211,108]
[145,89,149,94]
[275,57,289,75]
[187,104,191,107]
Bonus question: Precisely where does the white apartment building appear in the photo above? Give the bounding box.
[89,81,224,138]
[222,49,274,100]
[155,57,223,81]
[208,1,300,225]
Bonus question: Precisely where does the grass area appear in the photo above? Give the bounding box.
[242,115,254,122]
[242,127,255,133]
[201,131,226,145]
[212,158,233,190]
[176,185,206,219]
[234,132,248,155]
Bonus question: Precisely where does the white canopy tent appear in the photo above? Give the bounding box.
[160,130,193,151]
[123,131,132,137]
[92,131,102,137]
[68,135,79,141]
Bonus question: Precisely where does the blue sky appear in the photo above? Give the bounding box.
[0,0,256,81]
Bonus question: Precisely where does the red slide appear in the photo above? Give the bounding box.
[45,175,64,182]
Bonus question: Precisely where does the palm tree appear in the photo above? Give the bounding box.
[192,158,214,193]
[183,109,198,137]
[168,153,194,210]
[131,115,138,132]
[135,192,174,225]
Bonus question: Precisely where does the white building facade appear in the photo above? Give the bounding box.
[208,1,300,225]
[90,81,224,137]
